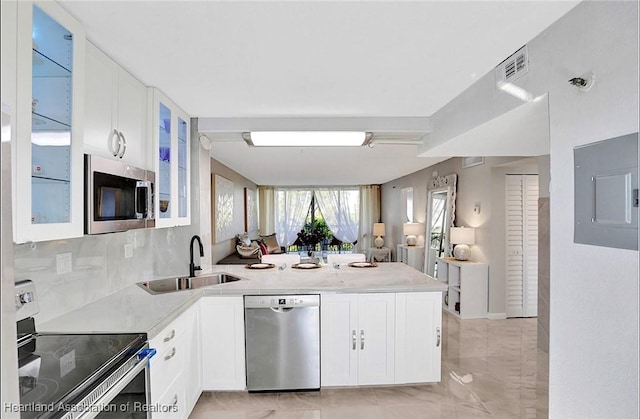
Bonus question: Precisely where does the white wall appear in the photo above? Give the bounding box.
[406,2,639,417]
[543,3,639,417]
[382,156,540,316]
[210,157,258,263]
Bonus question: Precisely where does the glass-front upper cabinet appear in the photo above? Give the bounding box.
[152,89,190,228]
[15,2,85,243]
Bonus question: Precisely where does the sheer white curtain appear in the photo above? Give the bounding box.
[357,185,381,252]
[274,189,312,247]
[258,186,275,235]
[314,188,359,243]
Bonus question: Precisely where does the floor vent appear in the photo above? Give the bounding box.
[495,45,529,85]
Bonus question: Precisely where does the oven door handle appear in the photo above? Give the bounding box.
[74,347,156,419]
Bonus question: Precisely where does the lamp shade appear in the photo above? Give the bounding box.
[450,227,475,245]
[403,223,422,236]
[373,223,386,237]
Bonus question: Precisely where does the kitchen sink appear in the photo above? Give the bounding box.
[137,273,243,294]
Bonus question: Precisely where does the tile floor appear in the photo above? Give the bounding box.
[190,311,548,418]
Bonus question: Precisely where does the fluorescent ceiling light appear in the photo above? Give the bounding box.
[244,131,371,147]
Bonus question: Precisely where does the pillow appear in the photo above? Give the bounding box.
[236,233,251,247]
[236,241,260,258]
[260,234,283,254]
[257,241,268,256]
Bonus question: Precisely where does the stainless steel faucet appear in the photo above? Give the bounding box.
[189,235,204,277]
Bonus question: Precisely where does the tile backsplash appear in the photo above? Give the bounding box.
[14,225,198,325]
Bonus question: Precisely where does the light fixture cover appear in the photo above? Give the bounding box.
[450,227,475,245]
[245,131,369,147]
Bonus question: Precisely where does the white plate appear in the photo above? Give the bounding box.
[293,263,320,269]
[348,262,377,268]
[245,263,275,269]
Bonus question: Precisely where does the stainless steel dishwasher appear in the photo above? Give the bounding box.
[244,294,320,392]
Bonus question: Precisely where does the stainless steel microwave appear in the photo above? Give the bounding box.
[85,154,155,234]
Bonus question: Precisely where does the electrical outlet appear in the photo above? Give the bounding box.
[56,252,72,275]
[124,244,134,259]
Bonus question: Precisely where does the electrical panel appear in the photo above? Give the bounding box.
[574,132,638,250]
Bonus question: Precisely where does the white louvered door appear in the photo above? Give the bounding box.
[506,175,539,318]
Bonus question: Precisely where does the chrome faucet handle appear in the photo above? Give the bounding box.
[333,263,341,270]
[278,263,287,270]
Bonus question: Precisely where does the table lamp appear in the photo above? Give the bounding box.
[450,227,475,261]
[403,222,422,246]
[373,223,386,248]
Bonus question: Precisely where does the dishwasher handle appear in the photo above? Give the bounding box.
[269,307,294,313]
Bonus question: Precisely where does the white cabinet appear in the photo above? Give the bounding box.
[436,257,488,319]
[151,89,190,227]
[14,1,85,243]
[200,296,246,390]
[321,293,395,386]
[149,304,201,418]
[396,244,425,272]
[395,292,442,383]
[84,42,148,169]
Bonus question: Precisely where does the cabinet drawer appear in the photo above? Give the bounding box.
[150,306,196,355]
[149,339,184,401]
[152,372,185,419]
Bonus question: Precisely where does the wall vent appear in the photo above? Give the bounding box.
[495,45,529,85]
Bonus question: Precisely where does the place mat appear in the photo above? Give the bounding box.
[291,262,321,269]
[245,263,276,270]
[347,261,378,268]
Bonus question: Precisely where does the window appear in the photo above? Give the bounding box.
[274,187,359,254]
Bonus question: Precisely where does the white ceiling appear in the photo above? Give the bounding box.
[60,1,579,185]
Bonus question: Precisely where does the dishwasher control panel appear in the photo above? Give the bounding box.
[244,294,319,309]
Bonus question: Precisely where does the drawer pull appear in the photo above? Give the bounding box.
[352,330,356,350]
[164,347,176,361]
[436,327,441,347]
[163,329,176,343]
[360,330,365,350]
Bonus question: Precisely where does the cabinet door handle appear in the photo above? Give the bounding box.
[163,329,175,342]
[352,330,356,350]
[436,327,441,347]
[117,131,127,158]
[360,330,365,350]
[164,347,176,361]
[108,129,120,157]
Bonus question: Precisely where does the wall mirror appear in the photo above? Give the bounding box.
[424,174,457,277]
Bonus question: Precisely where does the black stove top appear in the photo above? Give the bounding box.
[18,332,146,419]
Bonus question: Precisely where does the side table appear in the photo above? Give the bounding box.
[368,247,390,262]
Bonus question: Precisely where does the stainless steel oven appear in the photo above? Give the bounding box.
[85,154,155,235]
[15,280,157,419]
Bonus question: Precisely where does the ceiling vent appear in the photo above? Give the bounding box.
[495,45,529,85]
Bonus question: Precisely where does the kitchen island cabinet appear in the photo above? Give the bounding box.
[395,292,442,384]
[321,293,395,386]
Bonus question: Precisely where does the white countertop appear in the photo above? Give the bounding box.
[39,262,446,339]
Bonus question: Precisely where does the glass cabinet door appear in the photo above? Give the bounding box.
[158,102,172,219]
[15,1,85,243]
[153,89,190,228]
[31,5,72,224]
[177,116,188,218]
